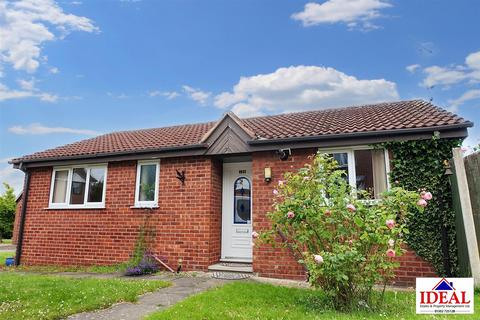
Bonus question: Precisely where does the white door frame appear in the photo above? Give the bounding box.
[221,162,253,262]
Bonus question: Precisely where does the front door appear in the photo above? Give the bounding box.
[221,162,253,262]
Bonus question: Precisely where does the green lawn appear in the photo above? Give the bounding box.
[0,251,15,265]
[0,260,131,273]
[0,272,170,320]
[1,239,12,244]
[146,281,480,320]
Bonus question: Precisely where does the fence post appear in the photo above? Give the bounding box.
[452,148,480,286]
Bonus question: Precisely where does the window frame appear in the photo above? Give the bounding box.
[48,164,108,209]
[318,146,390,199]
[134,160,160,208]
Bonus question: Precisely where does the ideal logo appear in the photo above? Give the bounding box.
[416,277,474,314]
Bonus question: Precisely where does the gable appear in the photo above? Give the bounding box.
[202,112,255,155]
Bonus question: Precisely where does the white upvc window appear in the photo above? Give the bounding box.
[134,160,160,208]
[319,146,390,199]
[49,164,107,209]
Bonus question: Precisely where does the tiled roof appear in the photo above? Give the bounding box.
[12,100,472,163]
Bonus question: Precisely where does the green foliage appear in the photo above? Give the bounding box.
[259,153,425,310]
[0,272,169,320]
[128,214,156,268]
[381,137,462,276]
[0,183,16,241]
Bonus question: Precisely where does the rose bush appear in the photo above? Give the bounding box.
[257,152,429,310]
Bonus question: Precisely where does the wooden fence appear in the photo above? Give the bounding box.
[464,152,480,246]
[451,148,480,284]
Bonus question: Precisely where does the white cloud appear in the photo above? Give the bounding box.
[214,65,399,117]
[0,157,24,196]
[0,0,99,74]
[421,50,480,88]
[0,80,57,102]
[422,66,469,88]
[182,85,211,106]
[291,0,392,30]
[149,90,179,100]
[0,82,56,102]
[107,92,129,99]
[8,123,99,135]
[447,89,480,112]
[17,78,36,91]
[406,64,420,74]
[49,67,59,74]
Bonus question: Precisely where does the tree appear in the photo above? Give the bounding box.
[0,183,17,242]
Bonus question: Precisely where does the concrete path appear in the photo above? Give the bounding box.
[67,274,226,320]
[0,244,15,252]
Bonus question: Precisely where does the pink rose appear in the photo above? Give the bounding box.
[278,180,285,186]
[252,231,259,239]
[388,239,395,247]
[303,176,310,181]
[386,249,396,258]
[417,199,428,207]
[273,189,279,195]
[348,240,353,245]
[386,219,395,229]
[287,211,295,219]
[346,204,356,212]
[422,192,432,201]
[314,254,324,264]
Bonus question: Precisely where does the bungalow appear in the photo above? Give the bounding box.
[10,100,473,285]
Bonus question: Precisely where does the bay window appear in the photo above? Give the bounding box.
[49,165,107,208]
[323,147,390,199]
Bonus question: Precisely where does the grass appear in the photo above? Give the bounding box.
[0,272,170,320]
[1,239,12,244]
[146,281,480,320]
[0,251,15,265]
[0,259,131,273]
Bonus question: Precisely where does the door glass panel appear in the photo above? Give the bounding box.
[70,168,87,204]
[234,177,251,224]
[87,168,105,202]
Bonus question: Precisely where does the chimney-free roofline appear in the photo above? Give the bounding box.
[10,121,472,168]
[10,143,209,167]
[248,122,473,145]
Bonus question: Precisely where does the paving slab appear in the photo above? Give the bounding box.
[67,275,225,320]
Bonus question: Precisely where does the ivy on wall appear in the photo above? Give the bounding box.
[381,136,462,276]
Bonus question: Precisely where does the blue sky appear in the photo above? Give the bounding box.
[1,0,479,193]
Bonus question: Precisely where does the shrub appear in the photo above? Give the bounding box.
[125,215,158,276]
[258,153,427,310]
[125,253,159,276]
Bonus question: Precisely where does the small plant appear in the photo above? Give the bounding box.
[125,215,158,276]
[125,252,159,276]
[258,152,429,311]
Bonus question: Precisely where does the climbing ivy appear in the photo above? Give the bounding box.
[380,135,462,276]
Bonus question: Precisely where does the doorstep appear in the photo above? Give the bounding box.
[208,262,253,273]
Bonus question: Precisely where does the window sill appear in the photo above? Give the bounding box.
[45,206,106,210]
[130,205,159,209]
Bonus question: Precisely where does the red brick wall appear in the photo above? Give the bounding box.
[19,156,222,271]
[12,197,22,245]
[251,149,437,285]
[252,149,316,280]
[17,148,436,286]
